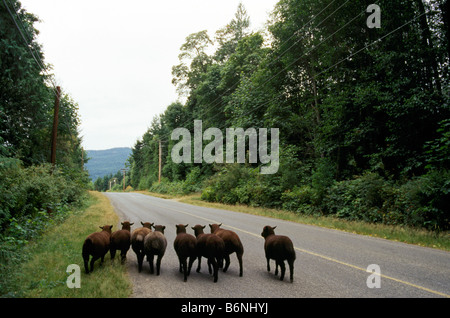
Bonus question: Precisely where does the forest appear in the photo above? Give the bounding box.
[0,0,89,256]
[128,0,450,231]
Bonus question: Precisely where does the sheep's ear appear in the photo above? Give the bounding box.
[110,225,113,229]
[218,223,222,227]
[130,223,134,226]
[141,221,144,226]
[202,225,206,229]
[185,224,189,228]
[162,226,166,230]
[272,226,277,230]
[99,226,103,230]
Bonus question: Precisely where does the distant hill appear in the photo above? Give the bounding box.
[85,147,132,181]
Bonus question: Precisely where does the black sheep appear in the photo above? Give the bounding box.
[261,225,296,283]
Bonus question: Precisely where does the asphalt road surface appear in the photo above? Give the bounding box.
[103,192,450,298]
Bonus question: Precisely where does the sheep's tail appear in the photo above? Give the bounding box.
[82,238,93,257]
[136,234,145,242]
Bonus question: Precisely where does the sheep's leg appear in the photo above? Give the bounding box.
[188,256,195,276]
[279,261,286,281]
[137,253,144,273]
[90,256,99,273]
[120,249,127,264]
[223,254,231,273]
[181,257,188,282]
[83,257,90,274]
[178,257,183,273]
[196,256,202,273]
[210,257,219,283]
[156,255,162,276]
[207,259,213,275]
[275,260,279,276]
[237,252,243,277]
[288,259,294,283]
[149,254,155,274]
[110,248,116,262]
[266,257,271,272]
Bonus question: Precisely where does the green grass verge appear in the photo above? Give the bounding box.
[135,190,450,251]
[7,191,132,298]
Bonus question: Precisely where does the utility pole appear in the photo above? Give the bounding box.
[50,86,61,166]
[121,169,128,191]
[159,140,162,183]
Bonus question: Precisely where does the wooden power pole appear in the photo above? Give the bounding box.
[50,86,61,165]
[159,140,162,183]
[121,169,127,191]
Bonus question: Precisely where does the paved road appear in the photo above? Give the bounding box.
[103,192,450,298]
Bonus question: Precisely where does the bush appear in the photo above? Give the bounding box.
[390,169,450,231]
[149,178,185,195]
[322,170,450,230]
[200,164,284,208]
[182,167,204,193]
[0,159,86,288]
[323,172,388,223]
[282,186,317,212]
[0,160,85,234]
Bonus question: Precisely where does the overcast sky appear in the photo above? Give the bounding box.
[20,0,279,150]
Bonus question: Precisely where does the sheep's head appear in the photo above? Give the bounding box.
[175,224,189,234]
[209,223,222,234]
[261,225,276,239]
[141,222,154,229]
[153,224,166,233]
[100,225,113,234]
[191,224,206,237]
[121,221,134,231]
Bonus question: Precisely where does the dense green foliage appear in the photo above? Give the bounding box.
[129,1,449,231]
[0,0,89,269]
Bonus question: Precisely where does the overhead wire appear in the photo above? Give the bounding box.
[156,1,370,144]
[2,0,60,98]
[156,0,357,144]
[156,3,428,152]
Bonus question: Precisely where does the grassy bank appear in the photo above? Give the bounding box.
[4,191,132,298]
[135,190,450,251]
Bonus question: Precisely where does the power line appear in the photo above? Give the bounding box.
[157,0,358,144]
[200,0,342,116]
[156,1,369,144]
[155,5,428,150]
[2,0,59,97]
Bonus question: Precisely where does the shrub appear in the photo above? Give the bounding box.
[390,169,450,231]
[323,172,388,223]
[0,160,85,234]
[182,166,204,193]
[281,186,317,212]
[322,170,450,230]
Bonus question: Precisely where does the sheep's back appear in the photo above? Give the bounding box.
[174,233,197,256]
[111,230,131,249]
[131,228,151,243]
[216,229,243,254]
[144,232,167,254]
[197,234,224,258]
[83,231,110,256]
[264,235,296,261]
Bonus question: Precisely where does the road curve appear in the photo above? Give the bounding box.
[103,192,450,298]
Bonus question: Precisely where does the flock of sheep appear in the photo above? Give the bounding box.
[82,221,296,283]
